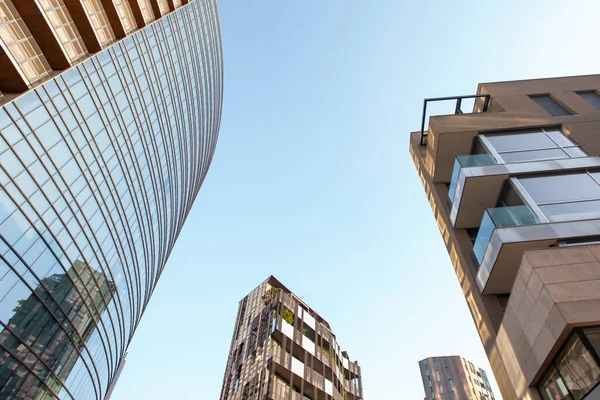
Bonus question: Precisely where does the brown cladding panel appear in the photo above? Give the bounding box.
[149,0,161,18]
[0,49,28,93]
[127,0,147,28]
[100,0,126,38]
[565,120,600,157]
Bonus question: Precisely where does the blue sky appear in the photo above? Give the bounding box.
[110,1,600,399]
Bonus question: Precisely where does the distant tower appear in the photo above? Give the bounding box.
[419,356,496,400]
[219,276,364,400]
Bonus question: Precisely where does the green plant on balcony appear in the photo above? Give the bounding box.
[282,307,295,325]
[321,347,329,355]
[262,287,281,304]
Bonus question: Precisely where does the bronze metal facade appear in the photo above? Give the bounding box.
[220,276,363,400]
[0,0,223,398]
[410,75,600,399]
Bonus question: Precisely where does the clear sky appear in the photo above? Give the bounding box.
[110,1,600,399]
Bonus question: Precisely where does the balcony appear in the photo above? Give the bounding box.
[473,205,549,294]
[270,378,312,400]
[315,347,331,367]
[448,154,498,205]
[305,368,324,391]
[270,345,291,369]
[292,393,311,400]
[473,206,541,264]
[419,94,491,146]
[448,155,600,229]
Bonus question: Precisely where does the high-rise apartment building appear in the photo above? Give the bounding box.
[220,276,363,400]
[410,75,600,399]
[419,356,495,400]
[0,0,223,398]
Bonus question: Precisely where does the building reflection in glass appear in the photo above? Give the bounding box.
[0,261,115,399]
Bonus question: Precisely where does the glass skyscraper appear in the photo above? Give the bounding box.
[0,0,223,398]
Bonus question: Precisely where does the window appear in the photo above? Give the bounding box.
[584,327,600,356]
[578,91,600,108]
[518,172,600,222]
[530,95,573,117]
[481,129,586,164]
[539,329,600,399]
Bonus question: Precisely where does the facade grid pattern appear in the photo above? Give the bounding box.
[220,277,363,400]
[36,0,89,63]
[80,0,116,47]
[111,0,137,35]
[0,0,223,398]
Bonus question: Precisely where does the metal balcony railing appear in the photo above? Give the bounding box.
[419,94,491,145]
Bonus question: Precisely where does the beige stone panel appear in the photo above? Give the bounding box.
[526,270,543,301]
[546,305,567,339]
[546,280,600,303]
[517,290,536,331]
[526,246,596,268]
[557,299,600,325]
[535,262,600,284]
[524,289,553,346]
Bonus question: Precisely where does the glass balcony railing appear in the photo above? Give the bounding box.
[473,205,541,264]
[448,154,498,205]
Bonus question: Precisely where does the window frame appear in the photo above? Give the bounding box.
[538,327,600,400]
[479,128,587,165]
[530,94,575,117]
[577,90,600,108]
[513,170,600,223]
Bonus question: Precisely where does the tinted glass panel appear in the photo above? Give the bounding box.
[486,132,556,152]
[565,147,588,158]
[531,95,573,117]
[584,328,600,360]
[557,335,600,399]
[500,148,568,163]
[584,385,600,400]
[520,174,600,204]
[540,367,571,400]
[540,200,600,222]
[546,130,579,148]
[579,92,600,108]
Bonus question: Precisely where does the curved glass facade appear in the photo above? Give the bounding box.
[0,0,223,398]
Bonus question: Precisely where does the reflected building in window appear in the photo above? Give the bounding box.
[0,0,223,398]
[0,261,115,399]
[419,356,495,400]
[409,75,600,399]
[219,276,363,400]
